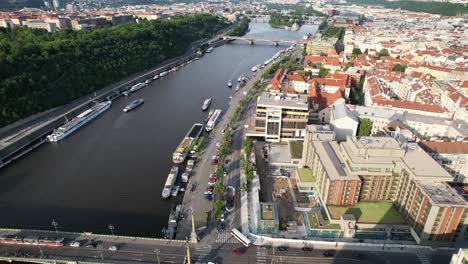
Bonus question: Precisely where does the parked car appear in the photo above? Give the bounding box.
[232,248,246,255]
[70,241,81,247]
[302,247,313,252]
[276,246,288,251]
[209,176,216,182]
[109,245,118,251]
[208,181,215,186]
[204,192,213,200]
[323,249,335,257]
[206,186,214,193]
[220,213,225,222]
[211,156,219,166]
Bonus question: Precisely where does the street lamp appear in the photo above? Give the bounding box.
[108,224,115,236]
[154,248,160,264]
[51,219,58,235]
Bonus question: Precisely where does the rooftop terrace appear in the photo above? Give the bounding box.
[418,182,468,207]
[260,203,277,221]
[297,168,316,183]
[257,92,309,110]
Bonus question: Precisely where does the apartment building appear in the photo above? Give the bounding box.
[246,92,309,142]
[300,126,468,245]
[23,20,57,32]
[419,141,468,183]
[306,38,338,55]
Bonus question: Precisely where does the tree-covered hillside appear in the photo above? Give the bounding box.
[0,14,228,126]
[345,0,467,16]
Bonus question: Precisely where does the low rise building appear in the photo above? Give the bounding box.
[329,103,358,141]
[257,203,279,234]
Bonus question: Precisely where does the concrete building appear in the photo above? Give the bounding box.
[306,38,338,55]
[66,4,76,13]
[300,127,468,245]
[246,92,309,142]
[23,20,57,32]
[329,103,358,141]
[0,19,15,29]
[419,141,468,183]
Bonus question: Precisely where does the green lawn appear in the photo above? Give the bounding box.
[289,141,303,159]
[297,168,316,183]
[307,212,341,229]
[261,204,276,220]
[327,202,405,224]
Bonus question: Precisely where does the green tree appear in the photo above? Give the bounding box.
[343,62,353,71]
[301,48,307,57]
[352,48,362,56]
[0,14,229,126]
[227,17,250,37]
[319,67,329,78]
[357,118,372,136]
[213,199,223,220]
[392,64,406,72]
[378,49,390,58]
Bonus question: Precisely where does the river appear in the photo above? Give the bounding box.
[0,23,317,237]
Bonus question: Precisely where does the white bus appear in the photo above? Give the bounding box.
[231,228,251,247]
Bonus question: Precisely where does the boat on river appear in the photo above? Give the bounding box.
[173,123,204,164]
[47,101,112,142]
[162,167,179,199]
[123,99,144,112]
[206,109,222,132]
[202,98,212,111]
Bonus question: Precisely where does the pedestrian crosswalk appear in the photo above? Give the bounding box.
[215,231,237,244]
[257,247,268,264]
[416,250,431,264]
[193,244,212,264]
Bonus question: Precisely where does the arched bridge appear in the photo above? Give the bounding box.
[223,36,304,46]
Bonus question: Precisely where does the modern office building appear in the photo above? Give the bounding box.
[246,92,309,142]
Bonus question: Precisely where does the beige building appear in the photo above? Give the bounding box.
[300,126,468,245]
[306,38,338,55]
[23,20,57,32]
[419,141,468,183]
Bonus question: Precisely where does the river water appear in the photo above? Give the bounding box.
[0,23,317,237]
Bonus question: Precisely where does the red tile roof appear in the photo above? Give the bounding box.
[419,141,468,154]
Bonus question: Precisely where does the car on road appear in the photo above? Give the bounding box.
[323,249,335,257]
[220,213,225,222]
[223,171,227,177]
[260,245,271,250]
[70,241,81,247]
[276,246,288,251]
[85,243,94,249]
[211,156,219,166]
[302,247,313,252]
[108,245,118,251]
[204,192,213,200]
[232,247,247,255]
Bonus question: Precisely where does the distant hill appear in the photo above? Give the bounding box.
[0,0,45,10]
